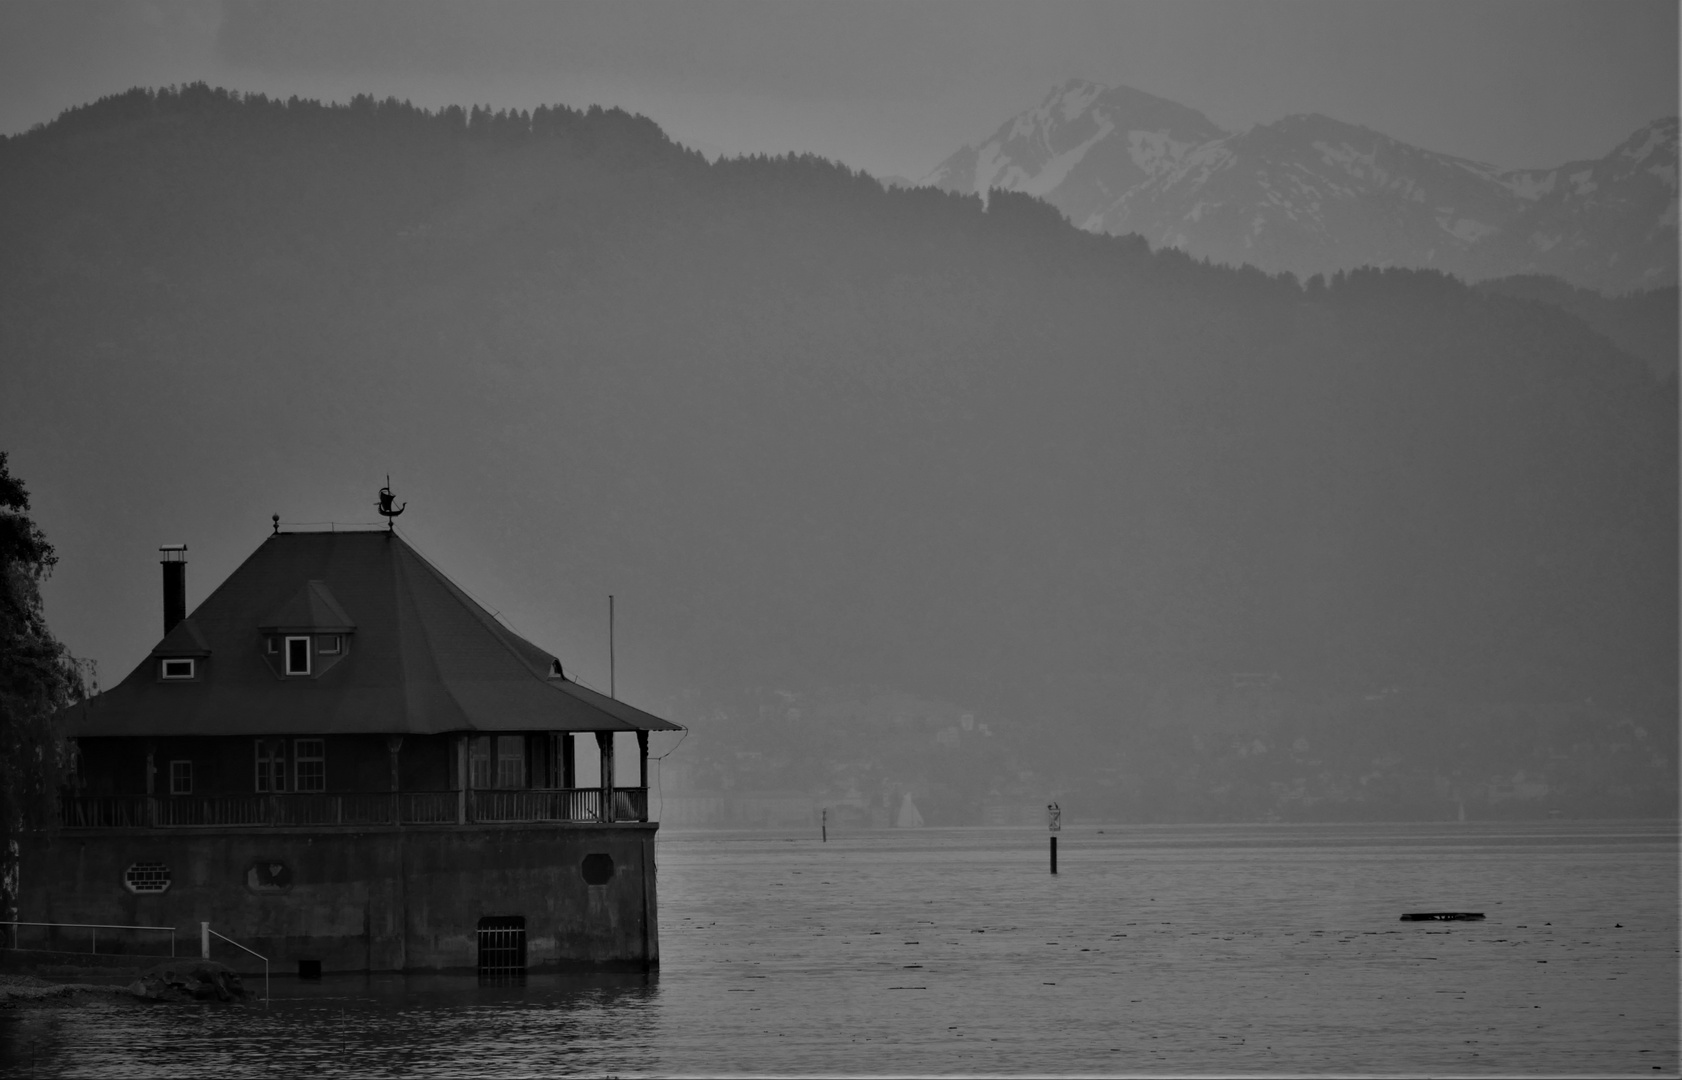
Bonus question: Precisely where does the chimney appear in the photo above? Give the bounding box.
[159,545,187,634]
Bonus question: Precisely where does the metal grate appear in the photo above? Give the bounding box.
[477,916,526,980]
[123,863,172,894]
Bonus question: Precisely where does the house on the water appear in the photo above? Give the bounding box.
[23,522,682,975]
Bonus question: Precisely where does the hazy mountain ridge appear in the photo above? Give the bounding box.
[927,80,1679,294]
[4,86,1673,823]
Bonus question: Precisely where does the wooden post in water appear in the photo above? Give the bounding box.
[822,807,827,842]
[1047,801,1061,875]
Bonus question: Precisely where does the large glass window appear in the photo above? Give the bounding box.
[496,735,526,789]
[169,760,193,795]
[294,739,325,792]
[469,736,493,789]
[255,739,287,792]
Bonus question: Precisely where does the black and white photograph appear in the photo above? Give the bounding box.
[0,1,1676,1075]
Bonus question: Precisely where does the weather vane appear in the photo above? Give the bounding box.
[376,476,406,531]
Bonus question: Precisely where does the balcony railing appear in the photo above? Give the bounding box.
[59,788,649,829]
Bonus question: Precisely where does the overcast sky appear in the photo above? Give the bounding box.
[2,0,1677,178]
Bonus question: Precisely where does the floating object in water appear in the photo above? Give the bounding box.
[1400,912,1485,921]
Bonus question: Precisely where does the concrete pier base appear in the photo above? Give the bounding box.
[18,823,659,974]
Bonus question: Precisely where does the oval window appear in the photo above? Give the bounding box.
[580,853,614,885]
[124,863,172,894]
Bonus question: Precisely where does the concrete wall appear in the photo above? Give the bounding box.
[18,823,659,974]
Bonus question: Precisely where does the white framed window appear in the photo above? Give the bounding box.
[169,760,193,794]
[294,739,325,792]
[255,738,287,792]
[285,636,311,675]
[318,634,342,655]
[160,658,195,680]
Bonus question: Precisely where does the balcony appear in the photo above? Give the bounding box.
[59,788,650,829]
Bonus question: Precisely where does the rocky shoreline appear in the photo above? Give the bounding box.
[1,960,250,1008]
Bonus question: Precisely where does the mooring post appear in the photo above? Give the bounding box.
[200,921,210,959]
[822,807,827,842]
[1047,801,1061,875]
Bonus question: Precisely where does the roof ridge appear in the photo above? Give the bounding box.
[389,534,466,731]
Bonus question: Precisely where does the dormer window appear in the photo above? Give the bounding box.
[160,658,195,680]
[260,580,354,678]
[285,636,311,676]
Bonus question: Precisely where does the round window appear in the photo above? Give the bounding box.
[124,863,172,894]
[580,853,615,885]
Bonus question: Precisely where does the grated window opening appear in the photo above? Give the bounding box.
[477,916,527,980]
[169,760,193,795]
[124,863,172,894]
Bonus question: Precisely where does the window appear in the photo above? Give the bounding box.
[160,658,195,680]
[477,916,526,980]
[318,634,342,654]
[266,636,279,655]
[255,739,287,792]
[496,735,526,789]
[294,739,325,792]
[468,737,493,789]
[169,760,193,795]
[285,636,311,675]
[124,863,172,894]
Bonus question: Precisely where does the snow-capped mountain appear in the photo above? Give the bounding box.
[926,80,1678,294]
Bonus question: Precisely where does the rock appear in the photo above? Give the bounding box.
[127,959,248,1004]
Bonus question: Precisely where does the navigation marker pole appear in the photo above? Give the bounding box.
[1048,802,1061,874]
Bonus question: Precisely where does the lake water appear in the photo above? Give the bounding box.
[3,821,1676,1076]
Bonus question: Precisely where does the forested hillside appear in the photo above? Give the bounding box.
[3,86,1673,821]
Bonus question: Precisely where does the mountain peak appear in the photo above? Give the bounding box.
[924,83,1676,292]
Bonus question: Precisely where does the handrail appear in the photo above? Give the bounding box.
[62,787,652,827]
[203,923,269,1006]
[2,919,176,958]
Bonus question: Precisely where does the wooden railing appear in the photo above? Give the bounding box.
[60,788,649,828]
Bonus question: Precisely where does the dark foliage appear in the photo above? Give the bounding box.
[0,453,83,916]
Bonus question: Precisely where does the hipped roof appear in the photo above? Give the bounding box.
[68,530,683,738]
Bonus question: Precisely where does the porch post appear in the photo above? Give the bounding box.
[637,731,650,822]
[387,735,403,825]
[595,731,614,822]
[145,742,157,827]
[456,735,468,825]
[561,733,576,788]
